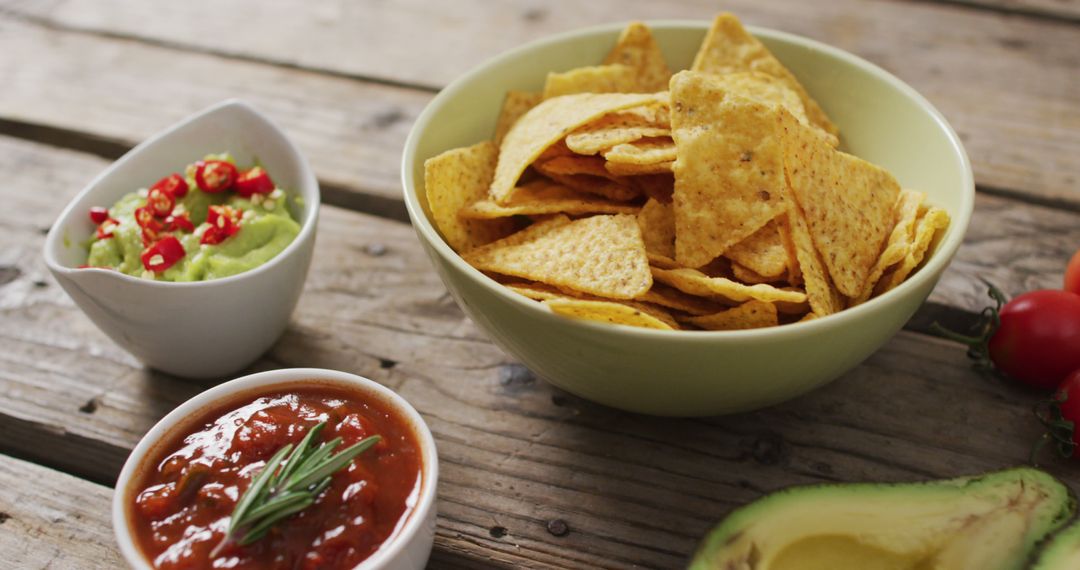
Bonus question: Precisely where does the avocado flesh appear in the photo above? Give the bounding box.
[690,467,1074,570]
[1032,517,1080,569]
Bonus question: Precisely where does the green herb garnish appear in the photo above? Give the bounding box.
[210,421,380,558]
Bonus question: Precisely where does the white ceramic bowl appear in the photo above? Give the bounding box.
[113,368,438,570]
[43,100,319,378]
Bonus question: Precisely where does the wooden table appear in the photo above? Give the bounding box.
[1,1,1078,567]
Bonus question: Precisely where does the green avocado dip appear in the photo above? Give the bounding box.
[85,153,301,281]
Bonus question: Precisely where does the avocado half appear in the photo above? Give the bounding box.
[1032,515,1080,569]
[689,467,1075,570]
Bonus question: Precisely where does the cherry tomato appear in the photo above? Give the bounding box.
[95,217,119,239]
[1057,370,1080,451]
[150,173,188,199]
[141,235,186,272]
[201,205,240,245]
[89,206,109,224]
[989,290,1080,389]
[1066,249,1080,296]
[146,187,176,218]
[165,212,195,233]
[234,167,275,197]
[194,160,237,193]
[1034,369,1080,461]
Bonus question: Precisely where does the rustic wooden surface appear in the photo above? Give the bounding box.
[0,0,1078,568]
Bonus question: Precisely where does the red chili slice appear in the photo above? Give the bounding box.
[89,206,109,225]
[134,206,156,228]
[151,173,188,199]
[165,213,195,233]
[141,236,186,273]
[194,160,238,193]
[95,217,120,240]
[201,205,240,245]
[147,187,176,218]
[234,167,275,197]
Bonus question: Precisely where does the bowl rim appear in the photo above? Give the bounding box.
[111,367,439,570]
[43,98,322,288]
[401,19,975,341]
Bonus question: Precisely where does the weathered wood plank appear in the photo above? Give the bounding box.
[0,16,429,213]
[3,0,1079,207]
[2,136,1079,567]
[0,453,124,569]
[926,0,1080,22]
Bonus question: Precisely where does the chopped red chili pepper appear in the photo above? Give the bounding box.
[96,217,120,239]
[134,206,156,228]
[147,187,176,218]
[201,205,241,245]
[150,173,189,199]
[194,160,238,193]
[89,206,109,225]
[141,235,186,272]
[234,167,275,197]
[165,213,195,233]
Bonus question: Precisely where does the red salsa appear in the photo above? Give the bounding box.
[129,384,423,569]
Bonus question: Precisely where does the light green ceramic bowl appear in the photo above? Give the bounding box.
[401,21,974,417]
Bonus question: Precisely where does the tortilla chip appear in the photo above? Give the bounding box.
[565,112,670,155]
[691,13,838,138]
[606,160,674,176]
[545,298,676,330]
[603,21,672,92]
[463,214,652,299]
[536,155,619,179]
[647,251,680,269]
[851,189,926,304]
[685,300,779,330]
[669,71,790,268]
[543,64,639,99]
[505,282,567,302]
[652,266,806,304]
[778,210,844,316]
[494,91,543,146]
[709,72,837,147]
[635,283,724,316]
[492,92,662,203]
[780,110,900,297]
[875,206,950,295]
[461,180,640,219]
[636,198,675,258]
[424,141,515,252]
[731,262,777,284]
[603,138,677,165]
[724,220,787,278]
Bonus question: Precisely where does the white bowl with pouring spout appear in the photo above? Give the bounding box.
[43,100,320,379]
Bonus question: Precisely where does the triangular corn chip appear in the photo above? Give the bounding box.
[691,13,838,138]
[424,141,515,252]
[669,71,790,268]
[652,266,806,304]
[875,206,951,295]
[494,91,543,146]
[543,64,639,99]
[725,220,787,278]
[492,92,662,203]
[603,137,677,165]
[852,189,926,304]
[463,214,652,299]
[636,198,675,258]
[685,300,779,330]
[545,298,677,330]
[603,21,673,92]
[461,180,639,219]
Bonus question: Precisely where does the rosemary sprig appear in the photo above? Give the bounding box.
[209,421,381,558]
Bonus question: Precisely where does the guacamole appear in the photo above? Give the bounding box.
[86,154,301,281]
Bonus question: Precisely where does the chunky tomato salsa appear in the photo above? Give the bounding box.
[129,384,423,569]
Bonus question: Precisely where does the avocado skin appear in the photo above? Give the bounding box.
[1032,515,1080,570]
[688,467,1076,570]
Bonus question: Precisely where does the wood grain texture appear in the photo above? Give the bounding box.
[3,0,1079,206]
[0,454,124,569]
[924,0,1080,21]
[0,16,429,211]
[2,135,1080,568]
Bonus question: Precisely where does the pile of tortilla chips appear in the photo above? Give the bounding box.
[424,13,950,331]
